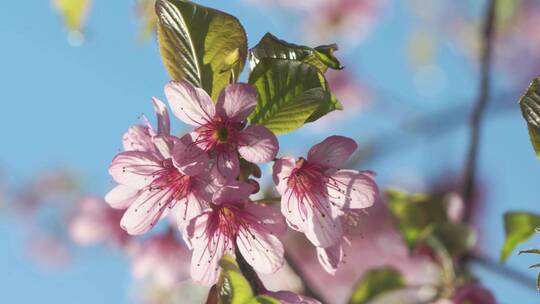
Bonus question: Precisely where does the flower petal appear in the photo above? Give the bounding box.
[172,132,210,176]
[212,181,254,205]
[265,291,322,304]
[165,80,215,126]
[105,185,138,209]
[216,83,257,122]
[307,135,357,168]
[280,188,308,232]
[272,157,296,194]
[327,169,378,210]
[109,151,162,189]
[215,148,240,181]
[316,242,343,275]
[244,203,287,236]
[176,192,209,229]
[119,188,174,235]
[151,97,170,135]
[238,125,279,163]
[237,226,284,274]
[305,200,343,247]
[122,125,155,153]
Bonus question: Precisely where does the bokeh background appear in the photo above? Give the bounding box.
[1,0,540,303]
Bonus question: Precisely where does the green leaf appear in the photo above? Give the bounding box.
[155,0,248,100]
[537,272,540,291]
[385,189,448,248]
[217,255,254,304]
[248,58,341,134]
[348,267,406,304]
[246,296,281,304]
[500,212,540,263]
[432,223,476,257]
[54,0,91,31]
[249,33,343,73]
[519,76,540,159]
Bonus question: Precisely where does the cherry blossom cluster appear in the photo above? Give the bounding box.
[105,80,379,288]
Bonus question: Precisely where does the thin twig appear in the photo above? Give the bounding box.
[468,252,538,292]
[461,0,497,222]
[284,249,326,303]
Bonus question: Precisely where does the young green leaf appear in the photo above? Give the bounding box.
[248,58,341,134]
[249,33,343,73]
[53,0,91,32]
[432,223,476,257]
[519,76,540,159]
[217,254,254,304]
[347,267,405,304]
[500,212,540,263]
[155,0,248,100]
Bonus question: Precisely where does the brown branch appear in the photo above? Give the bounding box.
[461,0,497,222]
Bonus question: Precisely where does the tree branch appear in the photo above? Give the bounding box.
[461,0,497,222]
[284,249,326,303]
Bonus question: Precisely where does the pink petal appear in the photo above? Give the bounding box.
[238,125,279,163]
[216,83,257,122]
[119,188,173,235]
[165,80,215,127]
[109,151,162,189]
[237,226,284,274]
[327,169,378,210]
[212,181,255,205]
[215,148,240,181]
[305,202,343,247]
[307,135,357,168]
[272,157,296,194]
[176,192,209,229]
[105,185,138,209]
[244,203,287,236]
[316,242,343,275]
[172,132,210,176]
[122,125,155,153]
[280,188,308,232]
[153,135,177,160]
[151,97,170,135]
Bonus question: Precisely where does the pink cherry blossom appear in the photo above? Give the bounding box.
[69,196,130,247]
[165,80,279,181]
[184,182,286,285]
[130,232,190,288]
[107,98,216,235]
[273,135,378,248]
[265,290,321,304]
[451,284,495,304]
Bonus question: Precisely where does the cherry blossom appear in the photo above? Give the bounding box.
[265,290,321,304]
[165,80,279,181]
[107,98,216,235]
[130,232,190,288]
[273,135,378,248]
[184,182,286,285]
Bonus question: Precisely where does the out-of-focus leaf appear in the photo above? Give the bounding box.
[155,0,248,100]
[385,189,448,248]
[537,272,540,291]
[519,77,540,159]
[248,58,341,134]
[137,0,158,41]
[249,33,343,73]
[53,0,91,31]
[348,267,405,304]
[432,223,476,257]
[217,254,253,304]
[520,249,540,255]
[500,212,540,263]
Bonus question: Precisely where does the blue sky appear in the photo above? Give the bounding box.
[1,0,539,303]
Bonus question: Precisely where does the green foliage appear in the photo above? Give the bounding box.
[155,0,248,101]
[249,33,343,73]
[248,58,341,134]
[519,76,540,159]
[500,212,540,263]
[216,255,279,304]
[386,189,475,257]
[348,267,405,304]
[54,0,90,31]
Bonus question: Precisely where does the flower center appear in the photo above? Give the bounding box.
[215,127,229,143]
